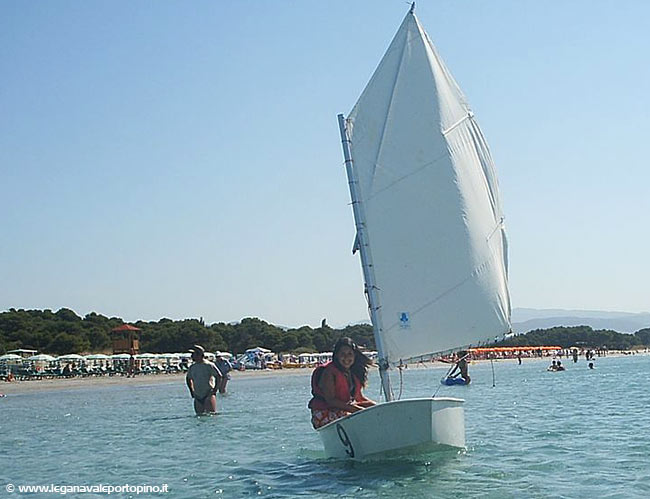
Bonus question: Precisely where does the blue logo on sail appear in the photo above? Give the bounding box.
[399,312,410,329]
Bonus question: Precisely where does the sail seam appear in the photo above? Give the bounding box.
[366,150,449,202]
[368,17,413,191]
[384,248,503,336]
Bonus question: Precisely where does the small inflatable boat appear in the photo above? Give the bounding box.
[441,377,469,386]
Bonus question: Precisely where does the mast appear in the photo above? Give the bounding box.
[337,113,393,402]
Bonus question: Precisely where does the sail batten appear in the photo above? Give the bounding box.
[342,10,511,366]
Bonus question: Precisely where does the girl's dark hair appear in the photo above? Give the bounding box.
[332,337,372,386]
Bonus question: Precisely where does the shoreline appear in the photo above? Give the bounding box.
[1,353,640,395]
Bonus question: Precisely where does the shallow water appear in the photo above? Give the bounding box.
[2,355,649,498]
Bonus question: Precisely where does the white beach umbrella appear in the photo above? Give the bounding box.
[58,354,85,361]
[160,353,180,359]
[111,353,131,360]
[85,354,110,360]
[0,353,22,361]
[27,354,56,362]
[136,353,157,359]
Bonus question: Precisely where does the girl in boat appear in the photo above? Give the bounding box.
[308,337,376,429]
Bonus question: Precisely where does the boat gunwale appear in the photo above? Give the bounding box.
[315,396,465,433]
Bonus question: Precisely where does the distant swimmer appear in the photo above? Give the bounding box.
[556,361,566,371]
[185,345,223,415]
[548,360,557,371]
[588,362,595,369]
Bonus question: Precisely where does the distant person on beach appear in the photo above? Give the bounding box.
[127,351,136,378]
[185,345,223,415]
[215,354,233,394]
[448,350,471,384]
[308,337,376,429]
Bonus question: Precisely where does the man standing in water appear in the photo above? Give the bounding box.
[185,345,222,415]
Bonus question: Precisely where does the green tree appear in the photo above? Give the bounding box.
[47,332,90,354]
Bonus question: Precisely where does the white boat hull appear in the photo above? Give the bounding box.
[316,397,465,460]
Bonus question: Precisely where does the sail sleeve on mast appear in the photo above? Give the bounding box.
[344,9,511,366]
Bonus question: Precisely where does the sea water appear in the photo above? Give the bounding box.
[2,355,649,498]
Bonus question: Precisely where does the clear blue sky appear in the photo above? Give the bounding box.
[2,1,649,327]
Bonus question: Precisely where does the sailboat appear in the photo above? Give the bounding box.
[318,4,512,459]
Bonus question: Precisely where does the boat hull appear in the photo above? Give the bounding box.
[317,397,465,459]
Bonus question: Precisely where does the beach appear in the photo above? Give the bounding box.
[0,365,317,395]
[3,353,638,396]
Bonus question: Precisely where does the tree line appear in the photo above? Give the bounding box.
[497,325,650,351]
[1,308,649,356]
[0,308,375,356]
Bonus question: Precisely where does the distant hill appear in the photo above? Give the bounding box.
[346,308,650,335]
[512,308,650,334]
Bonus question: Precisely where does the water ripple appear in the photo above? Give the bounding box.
[2,356,650,498]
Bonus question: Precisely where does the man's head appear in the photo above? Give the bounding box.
[189,344,205,362]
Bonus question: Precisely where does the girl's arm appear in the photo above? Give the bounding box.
[357,393,376,407]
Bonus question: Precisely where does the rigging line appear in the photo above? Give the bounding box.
[397,363,404,400]
[377,369,394,402]
[490,357,496,388]
[432,363,454,399]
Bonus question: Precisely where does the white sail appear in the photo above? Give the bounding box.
[344,10,511,365]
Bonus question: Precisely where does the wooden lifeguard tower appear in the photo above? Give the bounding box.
[111,324,140,355]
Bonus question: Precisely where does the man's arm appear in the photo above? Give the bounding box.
[210,365,223,395]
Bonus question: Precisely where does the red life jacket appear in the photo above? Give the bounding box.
[308,361,362,410]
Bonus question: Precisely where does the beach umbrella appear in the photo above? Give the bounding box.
[27,354,56,362]
[135,353,157,359]
[0,353,22,361]
[160,353,180,359]
[111,353,131,360]
[85,354,110,360]
[58,354,85,361]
